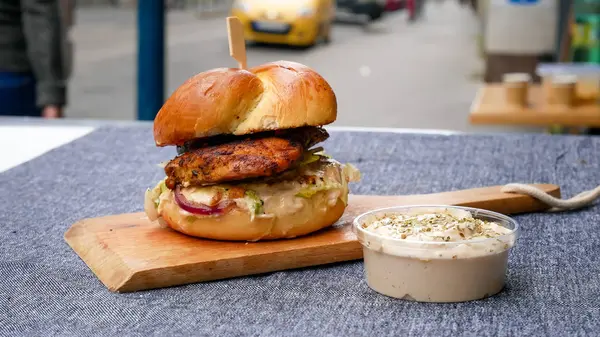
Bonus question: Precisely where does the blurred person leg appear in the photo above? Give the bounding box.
[0,71,40,116]
[22,0,68,118]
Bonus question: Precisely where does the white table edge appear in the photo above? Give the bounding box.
[0,119,461,173]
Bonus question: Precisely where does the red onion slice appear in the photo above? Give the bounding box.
[174,185,234,215]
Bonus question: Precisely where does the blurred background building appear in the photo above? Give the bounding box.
[18,0,594,134]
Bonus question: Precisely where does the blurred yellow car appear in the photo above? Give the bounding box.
[231,0,335,47]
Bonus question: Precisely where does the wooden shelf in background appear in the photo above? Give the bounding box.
[469,84,600,127]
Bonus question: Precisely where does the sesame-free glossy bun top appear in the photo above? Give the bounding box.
[153,60,337,146]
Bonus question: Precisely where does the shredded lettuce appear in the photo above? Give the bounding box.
[145,179,169,220]
[244,190,264,220]
[295,163,361,204]
[295,162,344,199]
[313,147,332,159]
[295,181,342,199]
[342,163,361,183]
[148,179,168,208]
[298,153,320,166]
[297,147,328,167]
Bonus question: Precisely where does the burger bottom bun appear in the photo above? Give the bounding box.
[159,190,347,241]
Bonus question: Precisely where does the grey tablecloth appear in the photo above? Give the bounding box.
[1,126,599,337]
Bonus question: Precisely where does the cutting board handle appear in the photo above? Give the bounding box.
[347,183,561,217]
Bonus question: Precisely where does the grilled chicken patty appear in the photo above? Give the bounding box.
[165,136,304,188]
[165,127,330,188]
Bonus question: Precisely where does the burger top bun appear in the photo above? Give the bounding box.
[153,60,337,147]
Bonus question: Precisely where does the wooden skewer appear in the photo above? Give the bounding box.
[226,16,247,70]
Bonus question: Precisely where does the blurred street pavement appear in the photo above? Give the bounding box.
[66,2,542,133]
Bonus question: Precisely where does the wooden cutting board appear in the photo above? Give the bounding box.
[65,184,559,293]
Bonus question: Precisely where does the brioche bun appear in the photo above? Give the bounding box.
[158,189,346,241]
[153,60,337,147]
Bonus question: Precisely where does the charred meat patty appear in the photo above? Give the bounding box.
[165,127,330,188]
[165,136,304,188]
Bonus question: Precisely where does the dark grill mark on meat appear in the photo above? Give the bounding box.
[215,149,234,156]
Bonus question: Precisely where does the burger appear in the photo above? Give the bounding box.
[144,60,360,241]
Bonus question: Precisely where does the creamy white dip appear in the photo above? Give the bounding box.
[359,207,515,260]
[355,206,518,303]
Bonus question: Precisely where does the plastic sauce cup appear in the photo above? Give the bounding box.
[353,205,520,303]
